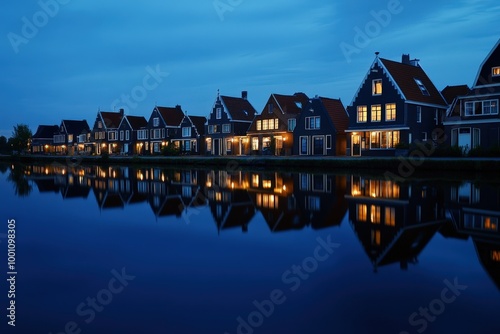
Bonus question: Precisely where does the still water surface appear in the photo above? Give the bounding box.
[0,162,499,334]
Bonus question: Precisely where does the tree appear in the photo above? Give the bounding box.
[10,124,32,154]
[0,135,8,153]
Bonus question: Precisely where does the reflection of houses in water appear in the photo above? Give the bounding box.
[346,176,445,271]
[247,171,298,232]
[91,166,125,210]
[28,164,91,199]
[204,170,255,233]
[294,173,348,230]
[443,181,500,289]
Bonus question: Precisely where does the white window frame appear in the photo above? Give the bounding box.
[288,118,296,132]
[326,135,332,150]
[252,137,259,151]
[256,120,262,131]
[222,124,230,133]
[126,130,130,140]
[372,79,382,96]
[357,106,367,123]
[385,103,396,121]
[371,105,381,122]
[216,108,222,119]
[299,136,309,155]
[153,117,159,127]
[414,78,430,96]
[416,106,422,123]
[182,127,191,137]
[108,131,118,141]
[120,130,124,141]
[208,125,214,134]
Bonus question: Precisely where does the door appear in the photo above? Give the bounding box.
[352,134,361,156]
[124,143,129,154]
[458,128,471,153]
[313,136,324,155]
[214,139,220,155]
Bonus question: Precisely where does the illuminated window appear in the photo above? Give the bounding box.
[386,103,396,121]
[357,204,368,222]
[275,119,279,129]
[492,67,500,77]
[262,180,272,189]
[256,120,262,131]
[371,205,381,224]
[371,132,380,149]
[263,119,269,130]
[371,105,381,122]
[206,138,212,151]
[385,207,396,226]
[252,137,259,151]
[371,229,381,246]
[492,250,500,262]
[372,79,382,95]
[357,106,367,123]
[252,174,259,187]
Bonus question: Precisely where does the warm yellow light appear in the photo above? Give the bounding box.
[283,185,287,191]
[113,143,117,148]
[283,137,287,142]
[45,168,49,175]
[102,143,106,147]
[206,181,212,187]
[44,145,49,149]
[231,182,235,189]
[492,250,500,262]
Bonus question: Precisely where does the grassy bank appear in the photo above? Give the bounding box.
[2,154,500,173]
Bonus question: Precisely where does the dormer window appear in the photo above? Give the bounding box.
[493,67,500,77]
[414,79,430,96]
[372,79,382,95]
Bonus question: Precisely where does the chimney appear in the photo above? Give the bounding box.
[402,54,410,65]
[119,108,124,116]
[410,58,420,67]
[242,91,248,100]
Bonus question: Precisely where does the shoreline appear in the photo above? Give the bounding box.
[2,154,500,173]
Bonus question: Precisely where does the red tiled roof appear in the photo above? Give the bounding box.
[220,96,257,121]
[380,58,447,106]
[33,125,58,139]
[100,111,123,129]
[441,85,470,104]
[319,97,349,134]
[157,106,185,127]
[271,92,309,115]
[125,116,147,130]
[188,115,207,135]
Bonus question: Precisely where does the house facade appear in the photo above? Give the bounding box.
[346,53,448,156]
[170,115,207,154]
[247,93,308,155]
[145,105,185,154]
[31,125,58,154]
[205,91,257,156]
[53,120,91,155]
[443,39,500,152]
[117,115,148,155]
[90,109,124,155]
[292,96,349,156]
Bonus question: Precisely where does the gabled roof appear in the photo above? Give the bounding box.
[441,85,470,104]
[33,125,58,139]
[187,115,207,136]
[220,95,257,121]
[62,120,90,135]
[379,58,447,107]
[156,105,185,127]
[270,92,309,115]
[319,97,349,134]
[100,111,123,129]
[124,115,148,130]
[473,38,500,88]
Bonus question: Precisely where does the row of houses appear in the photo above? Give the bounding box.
[31,39,500,156]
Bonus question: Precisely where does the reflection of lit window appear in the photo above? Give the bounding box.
[252,174,259,188]
[385,207,396,226]
[263,180,272,189]
[215,192,222,201]
[371,229,381,246]
[371,205,381,224]
[492,250,500,262]
[357,204,367,222]
[256,194,277,209]
[484,217,498,231]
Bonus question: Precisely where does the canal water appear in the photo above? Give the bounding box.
[0,162,499,334]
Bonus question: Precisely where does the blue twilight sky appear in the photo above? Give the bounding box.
[0,0,499,138]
